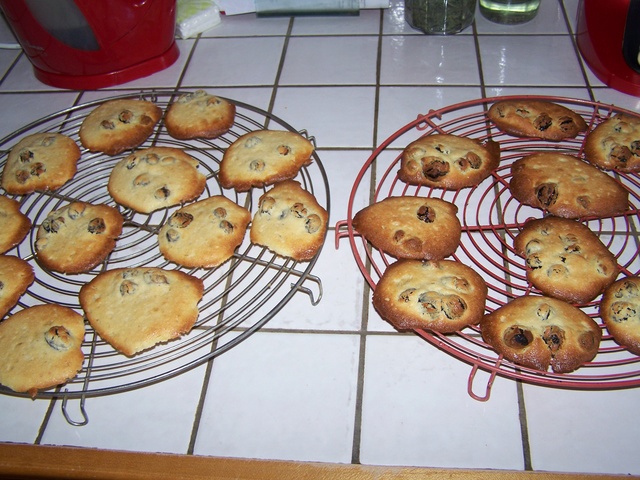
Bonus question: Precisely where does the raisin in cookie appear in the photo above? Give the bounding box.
[514,216,618,304]
[158,195,251,268]
[599,276,640,356]
[352,196,461,260]
[79,99,162,155]
[480,295,601,373]
[1,133,81,195]
[250,180,328,261]
[372,259,487,333]
[509,153,629,219]
[0,255,34,318]
[584,113,640,172]
[165,90,236,140]
[488,100,587,141]
[35,202,124,274]
[218,130,314,192]
[79,267,204,356]
[108,147,206,214]
[0,304,85,396]
[398,134,500,190]
[0,196,31,254]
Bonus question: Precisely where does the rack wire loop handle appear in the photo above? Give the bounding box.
[467,362,498,402]
[292,274,323,306]
[61,391,89,427]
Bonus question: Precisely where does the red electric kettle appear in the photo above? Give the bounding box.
[0,0,179,90]
[577,0,640,97]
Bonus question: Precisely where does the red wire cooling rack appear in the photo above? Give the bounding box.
[335,95,640,401]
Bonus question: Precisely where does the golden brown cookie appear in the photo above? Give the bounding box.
[0,255,34,318]
[488,100,587,141]
[165,90,236,140]
[79,267,204,357]
[158,195,251,268]
[0,196,31,254]
[250,180,328,261]
[79,99,162,155]
[35,202,124,274]
[398,134,500,190]
[480,295,602,373]
[372,259,488,333]
[1,133,81,195]
[584,113,640,172]
[599,276,640,356]
[0,304,85,397]
[509,153,629,219]
[514,216,618,304]
[352,196,461,260]
[107,147,207,214]
[218,130,314,192]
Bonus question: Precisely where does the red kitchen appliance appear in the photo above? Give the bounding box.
[0,0,179,90]
[576,0,640,97]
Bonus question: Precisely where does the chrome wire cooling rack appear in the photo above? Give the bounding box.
[336,95,640,401]
[0,90,330,422]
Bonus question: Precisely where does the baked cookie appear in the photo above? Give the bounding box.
[352,196,461,260]
[372,259,488,334]
[0,304,85,396]
[487,100,587,141]
[79,99,162,155]
[158,195,251,268]
[35,202,124,274]
[398,134,500,190]
[0,255,34,318]
[79,267,204,357]
[165,90,236,140]
[509,153,629,219]
[218,130,314,192]
[480,295,602,373]
[1,133,80,195]
[514,216,618,304]
[0,195,31,254]
[108,147,207,214]
[584,113,640,172]
[599,276,640,356]
[250,180,328,261]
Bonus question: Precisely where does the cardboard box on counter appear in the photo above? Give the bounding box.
[217,0,389,15]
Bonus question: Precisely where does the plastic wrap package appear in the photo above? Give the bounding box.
[176,0,221,38]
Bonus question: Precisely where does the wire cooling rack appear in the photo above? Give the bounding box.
[0,90,330,422]
[336,95,640,401]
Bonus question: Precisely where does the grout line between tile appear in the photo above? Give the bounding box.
[350,7,386,465]
[264,17,294,126]
[516,380,533,470]
[560,0,596,102]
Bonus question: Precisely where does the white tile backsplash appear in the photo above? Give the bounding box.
[380,35,480,85]
[193,331,360,463]
[280,36,379,85]
[479,35,585,86]
[359,334,524,469]
[181,36,286,87]
[523,385,640,475]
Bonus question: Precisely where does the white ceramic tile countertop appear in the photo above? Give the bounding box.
[1,0,640,477]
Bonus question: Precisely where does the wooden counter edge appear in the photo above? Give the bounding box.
[0,443,635,480]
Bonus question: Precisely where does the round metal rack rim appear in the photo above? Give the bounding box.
[342,94,640,400]
[0,89,330,402]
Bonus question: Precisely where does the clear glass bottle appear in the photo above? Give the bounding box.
[479,0,540,25]
[405,0,477,35]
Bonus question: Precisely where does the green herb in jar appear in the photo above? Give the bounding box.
[405,0,476,35]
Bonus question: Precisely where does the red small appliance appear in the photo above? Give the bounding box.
[0,0,179,90]
[577,0,640,97]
